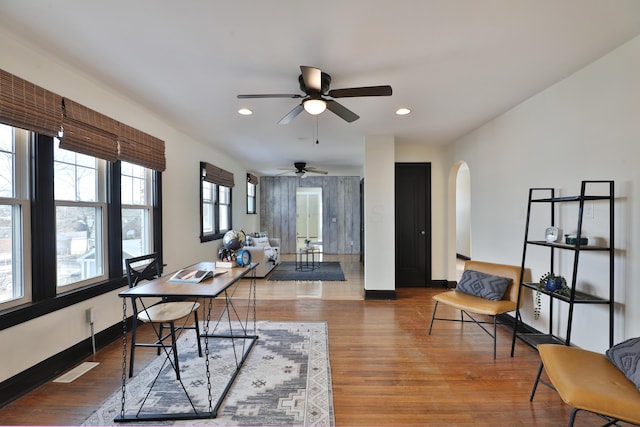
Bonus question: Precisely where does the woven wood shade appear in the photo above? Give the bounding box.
[119,124,166,172]
[60,98,119,162]
[202,162,234,187]
[247,173,259,185]
[0,69,63,136]
[1,70,166,171]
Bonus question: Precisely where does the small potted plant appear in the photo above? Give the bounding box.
[534,272,570,319]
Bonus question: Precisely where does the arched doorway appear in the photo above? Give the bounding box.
[447,161,471,282]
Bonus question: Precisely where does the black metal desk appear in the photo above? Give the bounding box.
[116,261,258,422]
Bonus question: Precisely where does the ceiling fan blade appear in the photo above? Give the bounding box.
[328,85,392,98]
[237,94,302,99]
[300,66,322,92]
[278,104,304,125]
[325,100,360,123]
[305,167,328,175]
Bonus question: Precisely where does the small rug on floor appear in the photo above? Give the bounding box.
[268,262,345,282]
[82,321,334,426]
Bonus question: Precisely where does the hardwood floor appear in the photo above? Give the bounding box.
[0,255,613,426]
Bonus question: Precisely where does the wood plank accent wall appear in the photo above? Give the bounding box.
[259,176,361,254]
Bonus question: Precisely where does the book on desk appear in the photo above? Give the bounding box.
[167,268,227,284]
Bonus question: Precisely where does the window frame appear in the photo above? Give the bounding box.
[53,139,109,292]
[200,164,233,243]
[247,179,257,215]
[0,126,31,310]
[0,133,163,330]
[120,162,154,265]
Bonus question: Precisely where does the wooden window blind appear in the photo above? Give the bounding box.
[247,173,259,185]
[0,69,63,137]
[202,162,234,187]
[60,98,119,162]
[118,124,166,172]
[1,70,166,171]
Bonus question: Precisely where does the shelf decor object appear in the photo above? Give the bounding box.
[534,272,569,319]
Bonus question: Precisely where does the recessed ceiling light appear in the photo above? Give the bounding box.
[238,108,253,115]
[396,108,411,116]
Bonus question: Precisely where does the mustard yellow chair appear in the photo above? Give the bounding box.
[428,260,529,359]
[532,343,640,426]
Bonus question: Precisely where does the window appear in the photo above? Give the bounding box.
[0,124,30,309]
[0,70,167,324]
[121,162,153,262]
[54,138,107,290]
[218,185,231,231]
[200,162,234,242]
[247,174,257,214]
[201,181,232,240]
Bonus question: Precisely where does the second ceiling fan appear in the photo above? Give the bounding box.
[238,66,392,124]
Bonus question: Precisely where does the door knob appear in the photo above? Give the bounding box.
[420,230,426,235]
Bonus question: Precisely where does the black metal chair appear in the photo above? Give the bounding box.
[125,253,202,379]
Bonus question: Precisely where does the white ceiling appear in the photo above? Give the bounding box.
[1,1,640,176]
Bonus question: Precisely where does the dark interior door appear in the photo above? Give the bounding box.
[395,163,432,287]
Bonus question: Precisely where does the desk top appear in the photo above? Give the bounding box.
[119,261,258,299]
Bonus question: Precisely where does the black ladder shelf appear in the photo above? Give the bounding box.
[510,180,614,355]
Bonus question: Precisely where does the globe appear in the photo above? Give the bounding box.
[222,229,245,251]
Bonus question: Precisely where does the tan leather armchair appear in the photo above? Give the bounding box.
[428,260,530,359]
[533,344,640,426]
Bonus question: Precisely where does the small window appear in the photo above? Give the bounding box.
[54,139,107,290]
[121,162,153,263]
[247,178,257,214]
[200,162,234,242]
[0,124,30,309]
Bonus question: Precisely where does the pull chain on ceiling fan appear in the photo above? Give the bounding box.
[238,65,392,124]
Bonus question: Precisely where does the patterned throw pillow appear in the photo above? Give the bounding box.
[253,237,270,248]
[605,337,640,390]
[455,269,512,301]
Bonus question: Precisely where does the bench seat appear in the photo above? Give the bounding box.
[432,290,517,316]
[538,344,640,425]
[429,260,530,359]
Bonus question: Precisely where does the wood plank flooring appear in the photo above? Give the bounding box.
[0,255,616,426]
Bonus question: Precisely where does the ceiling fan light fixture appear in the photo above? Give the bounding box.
[303,99,327,115]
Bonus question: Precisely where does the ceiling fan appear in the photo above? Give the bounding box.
[278,162,328,177]
[238,65,392,124]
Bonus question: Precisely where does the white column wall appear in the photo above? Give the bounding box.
[363,135,395,291]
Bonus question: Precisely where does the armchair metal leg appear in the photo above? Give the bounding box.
[530,362,544,401]
[428,301,439,335]
[568,408,579,427]
[493,316,497,360]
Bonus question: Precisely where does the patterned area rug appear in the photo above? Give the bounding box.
[268,262,345,281]
[83,321,334,426]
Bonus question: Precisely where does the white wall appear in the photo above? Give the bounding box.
[363,135,395,291]
[0,29,259,381]
[455,163,471,258]
[447,35,640,352]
